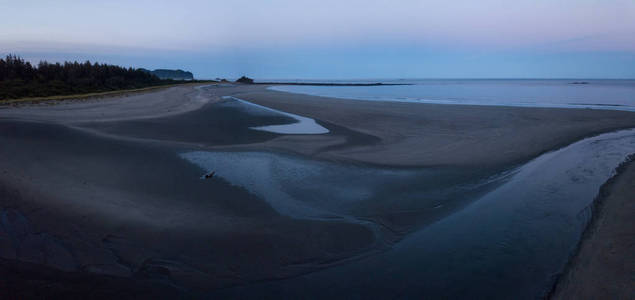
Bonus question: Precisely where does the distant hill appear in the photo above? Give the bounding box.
[140,68,194,80]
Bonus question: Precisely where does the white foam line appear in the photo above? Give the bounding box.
[222,96,329,134]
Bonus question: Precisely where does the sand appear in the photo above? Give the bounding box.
[0,83,634,295]
[0,84,217,123]
[4,83,634,169]
[550,157,635,299]
[233,88,635,167]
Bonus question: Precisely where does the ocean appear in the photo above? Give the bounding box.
[269,79,635,111]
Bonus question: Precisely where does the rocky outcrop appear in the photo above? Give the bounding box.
[235,76,254,84]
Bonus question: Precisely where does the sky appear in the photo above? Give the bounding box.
[1,0,635,79]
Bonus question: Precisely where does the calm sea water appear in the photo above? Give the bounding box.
[269,79,635,111]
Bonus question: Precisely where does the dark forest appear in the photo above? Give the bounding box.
[0,55,181,100]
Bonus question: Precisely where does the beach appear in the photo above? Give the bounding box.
[1,83,634,297]
[550,156,635,299]
[233,87,635,167]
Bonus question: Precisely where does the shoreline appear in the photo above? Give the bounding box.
[255,82,410,86]
[549,154,635,299]
[267,86,635,113]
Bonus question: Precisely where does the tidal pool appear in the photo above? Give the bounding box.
[222,96,329,134]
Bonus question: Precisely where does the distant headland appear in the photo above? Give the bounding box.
[140,68,194,80]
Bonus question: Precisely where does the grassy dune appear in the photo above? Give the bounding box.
[0,81,216,105]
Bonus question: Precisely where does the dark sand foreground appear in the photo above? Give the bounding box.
[551,157,635,299]
[0,83,634,296]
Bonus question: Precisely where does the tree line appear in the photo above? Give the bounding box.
[0,55,182,100]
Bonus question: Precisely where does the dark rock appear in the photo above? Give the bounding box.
[236,76,254,84]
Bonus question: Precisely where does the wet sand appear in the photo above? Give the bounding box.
[550,156,635,299]
[234,88,635,167]
[0,83,634,295]
[7,83,635,168]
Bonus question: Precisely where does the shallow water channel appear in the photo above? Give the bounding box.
[182,128,635,298]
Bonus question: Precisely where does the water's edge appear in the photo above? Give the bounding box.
[546,153,635,299]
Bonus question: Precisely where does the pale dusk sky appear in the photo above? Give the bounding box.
[2,0,634,79]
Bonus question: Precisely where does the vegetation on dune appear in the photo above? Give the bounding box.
[0,55,194,101]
